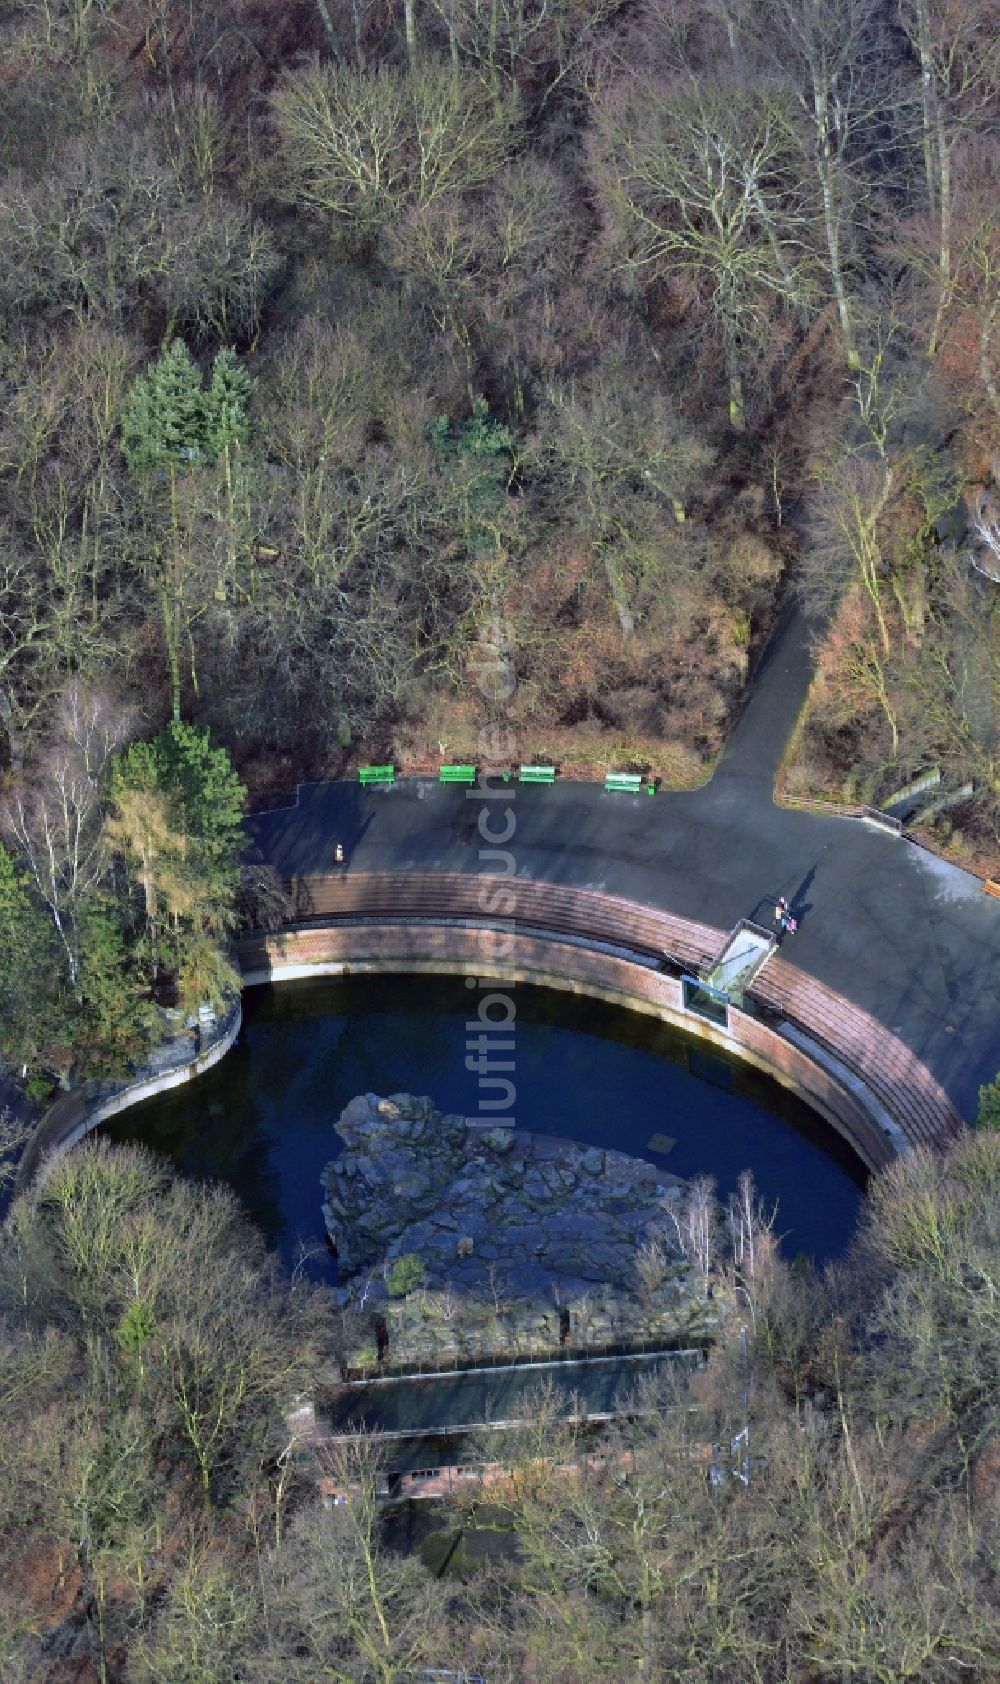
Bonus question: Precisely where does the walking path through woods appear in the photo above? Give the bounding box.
[246,601,1000,1126]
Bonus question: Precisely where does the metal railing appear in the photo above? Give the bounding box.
[16,998,242,1190]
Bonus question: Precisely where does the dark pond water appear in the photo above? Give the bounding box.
[102,975,866,1277]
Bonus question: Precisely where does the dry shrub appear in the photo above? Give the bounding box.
[861,1146,971,1277]
[392,690,484,773]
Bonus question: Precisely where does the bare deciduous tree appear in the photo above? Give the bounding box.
[666,1173,720,1286]
[592,76,817,427]
[272,57,520,237]
[897,0,999,357]
[3,686,124,987]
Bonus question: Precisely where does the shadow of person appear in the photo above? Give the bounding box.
[344,810,375,860]
[789,854,828,927]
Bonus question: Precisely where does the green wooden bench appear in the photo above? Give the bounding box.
[439,764,478,785]
[518,765,556,784]
[605,771,655,795]
[358,765,395,786]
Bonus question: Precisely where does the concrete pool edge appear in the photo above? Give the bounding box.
[18,876,957,1194]
[16,1000,243,1191]
[239,920,925,1175]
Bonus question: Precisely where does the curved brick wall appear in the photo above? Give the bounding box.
[22,874,959,1191]
[239,876,965,1172]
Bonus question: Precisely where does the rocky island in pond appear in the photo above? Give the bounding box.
[322,1093,724,1370]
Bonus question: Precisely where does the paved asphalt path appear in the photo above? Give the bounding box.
[246,602,1000,1124]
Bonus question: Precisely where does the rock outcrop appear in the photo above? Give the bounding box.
[322,1093,722,1369]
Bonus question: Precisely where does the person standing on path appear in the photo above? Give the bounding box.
[774,896,797,935]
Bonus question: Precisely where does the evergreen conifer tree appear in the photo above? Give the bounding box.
[203,349,254,463]
[108,725,245,1009]
[121,342,256,714]
[122,339,206,477]
[76,898,154,1072]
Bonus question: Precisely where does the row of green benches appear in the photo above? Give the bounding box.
[358,765,656,792]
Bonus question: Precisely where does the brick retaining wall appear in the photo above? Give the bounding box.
[19,867,959,1191]
[239,885,962,1171]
